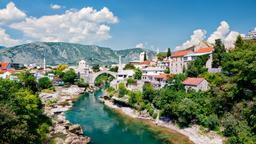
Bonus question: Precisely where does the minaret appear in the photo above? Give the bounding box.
[118,55,122,71]
[43,55,46,73]
[43,49,46,74]
[156,48,160,54]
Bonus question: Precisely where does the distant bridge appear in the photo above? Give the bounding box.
[88,70,117,85]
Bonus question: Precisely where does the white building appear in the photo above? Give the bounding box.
[182,77,209,92]
[169,47,213,74]
[169,49,193,74]
[117,70,135,80]
[142,73,171,89]
[142,67,165,75]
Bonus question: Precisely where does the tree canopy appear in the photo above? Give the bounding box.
[212,39,226,68]
[62,69,77,84]
[124,63,135,70]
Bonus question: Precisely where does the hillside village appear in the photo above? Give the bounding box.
[0,28,256,144]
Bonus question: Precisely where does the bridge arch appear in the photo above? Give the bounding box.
[90,70,117,85]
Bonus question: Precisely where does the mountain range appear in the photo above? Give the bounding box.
[0,42,156,66]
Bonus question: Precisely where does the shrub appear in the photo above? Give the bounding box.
[38,77,52,90]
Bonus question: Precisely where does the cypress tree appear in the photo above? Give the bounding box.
[167,48,171,57]
[212,39,226,68]
[235,35,244,48]
[144,52,147,61]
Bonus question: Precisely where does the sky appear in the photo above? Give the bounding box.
[0,0,255,51]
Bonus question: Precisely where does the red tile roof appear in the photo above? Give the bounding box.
[143,73,173,80]
[195,47,213,53]
[140,60,151,65]
[154,73,173,80]
[0,62,10,70]
[0,69,15,74]
[172,50,193,57]
[182,77,205,86]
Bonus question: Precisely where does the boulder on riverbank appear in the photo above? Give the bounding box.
[69,124,83,135]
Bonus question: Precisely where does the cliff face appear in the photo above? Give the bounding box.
[0,42,156,66]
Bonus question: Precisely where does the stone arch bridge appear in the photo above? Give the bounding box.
[87,70,117,85]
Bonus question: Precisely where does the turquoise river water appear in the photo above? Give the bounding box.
[65,89,171,144]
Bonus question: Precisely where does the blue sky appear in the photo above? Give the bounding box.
[0,0,255,50]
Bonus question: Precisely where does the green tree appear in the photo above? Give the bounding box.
[118,82,128,97]
[92,64,100,72]
[0,79,51,143]
[18,71,38,93]
[124,63,135,70]
[144,52,147,61]
[56,64,68,71]
[128,91,143,106]
[76,78,88,88]
[166,74,186,91]
[127,78,136,85]
[167,48,171,57]
[38,77,52,90]
[176,98,198,127]
[63,69,77,84]
[106,86,116,97]
[164,67,170,74]
[186,55,209,77]
[142,83,157,102]
[109,66,118,72]
[235,35,244,48]
[212,39,226,68]
[134,68,142,80]
[157,52,167,61]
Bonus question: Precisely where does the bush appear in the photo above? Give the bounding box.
[109,66,118,72]
[76,79,88,88]
[127,78,136,85]
[118,82,128,97]
[222,113,238,137]
[38,77,52,90]
[124,63,135,70]
[152,112,158,119]
[63,69,77,84]
[203,114,219,130]
[134,68,142,80]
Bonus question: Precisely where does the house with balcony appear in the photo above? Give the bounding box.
[142,67,165,75]
[142,73,172,89]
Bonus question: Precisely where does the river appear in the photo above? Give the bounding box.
[65,89,188,144]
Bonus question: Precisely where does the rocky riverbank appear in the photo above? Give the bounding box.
[39,85,91,144]
[100,97,224,144]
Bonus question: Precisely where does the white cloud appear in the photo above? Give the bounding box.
[0,2,26,24]
[224,31,240,50]
[50,4,62,10]
[176,29,207,50]
[9,6,118,44]
[0,28,22,47]
[135,43,145,48]
[207,21,230,44]
[176,21,241,50]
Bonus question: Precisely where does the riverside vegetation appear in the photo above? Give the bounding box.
[0,64,88,143]
[107,36,256,144]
